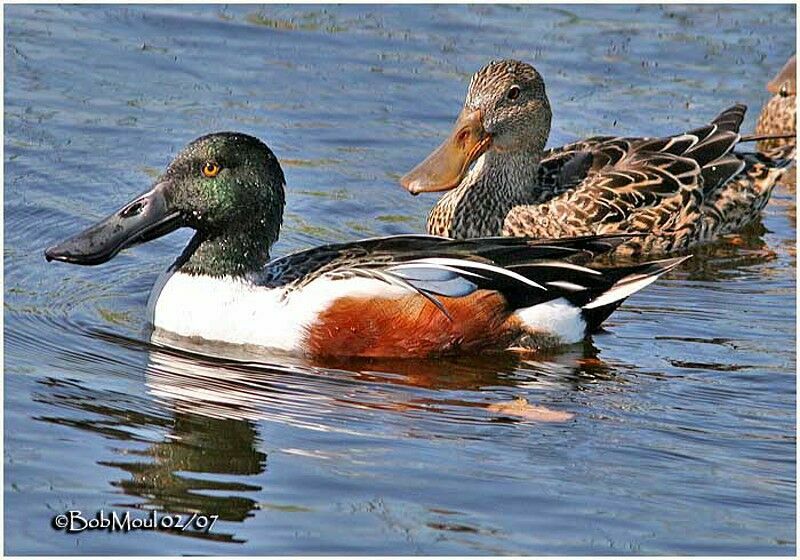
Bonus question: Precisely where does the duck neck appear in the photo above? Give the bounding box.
[175,219,281,278]
[428,149,542,238]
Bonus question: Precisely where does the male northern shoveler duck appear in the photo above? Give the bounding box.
[46,133,686,358]
[756,54,796,188]
[401,59,795,254]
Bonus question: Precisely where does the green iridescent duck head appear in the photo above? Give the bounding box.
[46,132,286,276]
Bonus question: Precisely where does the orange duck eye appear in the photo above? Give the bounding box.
[202,161,221,178]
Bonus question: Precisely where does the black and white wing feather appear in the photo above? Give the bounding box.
[257,233,632,289]
[259,231,686,328]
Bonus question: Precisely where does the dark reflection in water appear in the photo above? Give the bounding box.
[145,333,626,426]
[36,372,264,543]
[28,336,619,546]
[103,414,265,543]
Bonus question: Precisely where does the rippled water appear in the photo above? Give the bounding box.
[4,4,796,555]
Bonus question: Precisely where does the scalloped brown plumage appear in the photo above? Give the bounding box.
[755,54,796,189]
[413,60,795,255]
[502,105,792,254]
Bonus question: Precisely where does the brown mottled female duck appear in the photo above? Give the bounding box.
[401,59,795,255]
[756,54,796,188]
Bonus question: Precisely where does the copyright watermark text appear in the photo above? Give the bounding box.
[52,509,218,534]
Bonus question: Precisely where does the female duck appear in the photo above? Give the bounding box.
[46,133,684,358]
[401,59,795,254]
[756,54,796,188]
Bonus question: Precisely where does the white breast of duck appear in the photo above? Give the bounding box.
[148,271,411,353]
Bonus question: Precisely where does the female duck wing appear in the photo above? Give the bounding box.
[504,105,753,251]
[535,104,747,198]
[536,136,623,198]
[505,150,707,243]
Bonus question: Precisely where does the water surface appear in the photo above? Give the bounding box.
[4,4,796,554]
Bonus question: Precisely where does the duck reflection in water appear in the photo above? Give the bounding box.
[34,331,620,544]
[147,328,619,422]
[100,413,264,544]
[34,349,267,543]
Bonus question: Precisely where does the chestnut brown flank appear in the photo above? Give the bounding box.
[306,290,519,358]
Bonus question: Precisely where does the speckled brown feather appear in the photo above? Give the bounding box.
[425,60,795,254]
[502,119,795,254]
[756,95,796,151]
[755,55,796,189]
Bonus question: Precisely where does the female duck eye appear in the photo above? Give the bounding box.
[506,85,521,101]
[202,161,221,178]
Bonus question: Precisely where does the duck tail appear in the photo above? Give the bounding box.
[702,143,796,237]
[760,142,797,167]
[711,103,747,133]
[580,256,690,331]
[742,143,795,204]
